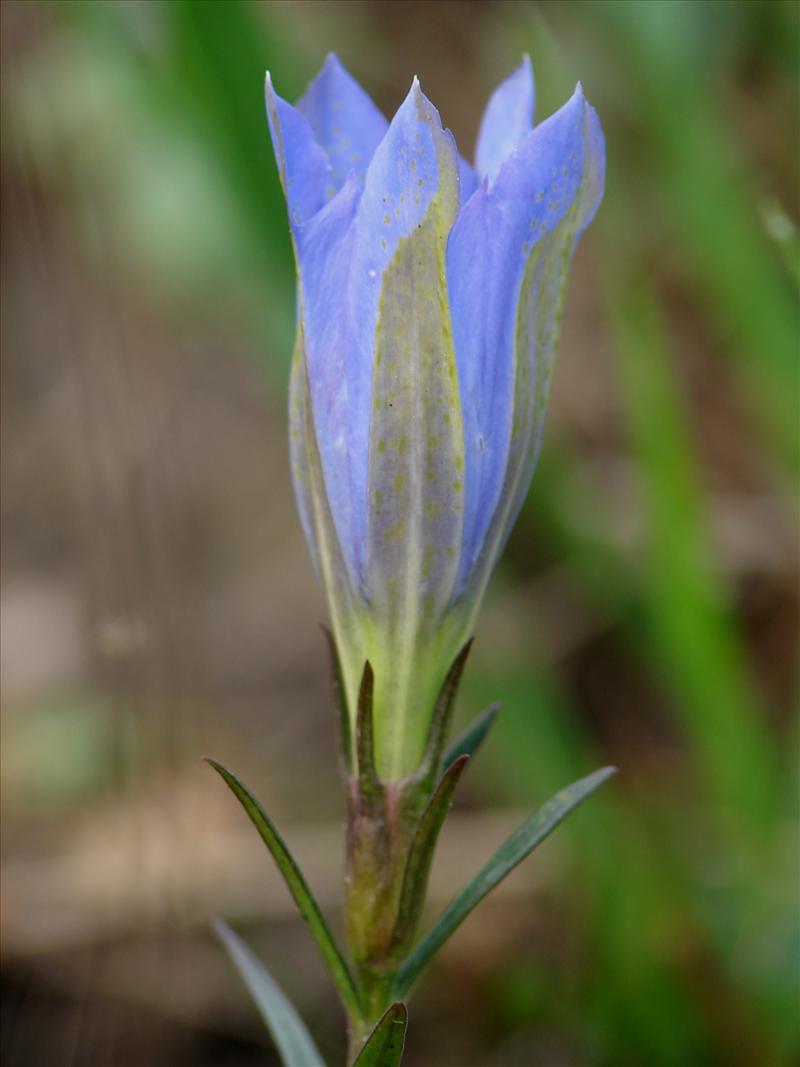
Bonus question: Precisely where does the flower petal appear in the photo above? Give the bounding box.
[297,54,389,192]
[289,322,367,724]
[365,85,464,620]
[458,154,479,205]
[475,56,535,183]
[447,86,605,601]
[305,80,458,583]
[293,176,362,581]
[362,81,465,775]
[288,330,319,574]
[265,72,330,229]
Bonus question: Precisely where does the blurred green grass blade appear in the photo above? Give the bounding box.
[518,434,638,626]
[597,0,799,474]
[352,1002,408,1067]
[213,919,327,1067]
[392,766,616,999]
[759,198,800,292]
[168,0,295,336]
[466,666,721,1064]
[439,702,500,777]
[168,0,295,261]
[206,759,362,1019]
[55,0,299,371]
[610,278,780,828]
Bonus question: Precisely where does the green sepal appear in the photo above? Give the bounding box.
[392,765,617,998]
[439,701,500,777]
[416,639,473,789]
[320,624,352,775]
[389,755,470,959]
[213,919,327,1067]
[205,758,362,1020]
[352,1002,408,1067]
[354,661,383,808]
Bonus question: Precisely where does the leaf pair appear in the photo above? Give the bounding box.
[208,754,614,1066]
[215,918,407,1067]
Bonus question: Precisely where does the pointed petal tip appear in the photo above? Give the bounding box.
[264,70,279,106]
[399,74,447,133]
[474,54,536,182]
[319,51,348,79]
[395,76,428,121]
[518,53,533,79]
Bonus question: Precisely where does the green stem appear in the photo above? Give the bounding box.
[359,967,395,1024]
[347,969,395,1064]
[348,969,395,1053]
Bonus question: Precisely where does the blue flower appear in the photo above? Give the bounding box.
[267,55,604,779]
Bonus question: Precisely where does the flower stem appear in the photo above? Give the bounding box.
[346,967,395,1061]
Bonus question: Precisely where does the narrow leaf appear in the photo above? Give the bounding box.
[206,759,362,1019]
[213,919,327,1067]
[391,755,470,955]
[352,1002,408,1067]
[320,624,352,774]
[439,701,500,777]
[393,765,616,998]
[418,639,473,784]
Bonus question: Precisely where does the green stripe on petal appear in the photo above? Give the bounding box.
[364,93,467,780]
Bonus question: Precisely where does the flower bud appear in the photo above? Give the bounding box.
[266,55,604,779]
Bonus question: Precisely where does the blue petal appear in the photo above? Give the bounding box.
[298,81,461,590]
[297,54,389,192]
[474,56,535,183]
[293,177,362,581]
[310,79,461,586]
[447,86,605,599]
[265,73,330,229]
[458,154,479,205]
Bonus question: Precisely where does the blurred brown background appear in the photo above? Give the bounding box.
[1,1,798,1065]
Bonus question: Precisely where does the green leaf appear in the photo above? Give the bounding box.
[205,759,362,1020]
[390,755,470,956]
[392,765,616,998]
[439,701,500,777]
[213,919,326,1067]
[352,1002,408,1067]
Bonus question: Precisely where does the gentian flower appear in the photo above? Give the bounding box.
[267,55,604,781]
